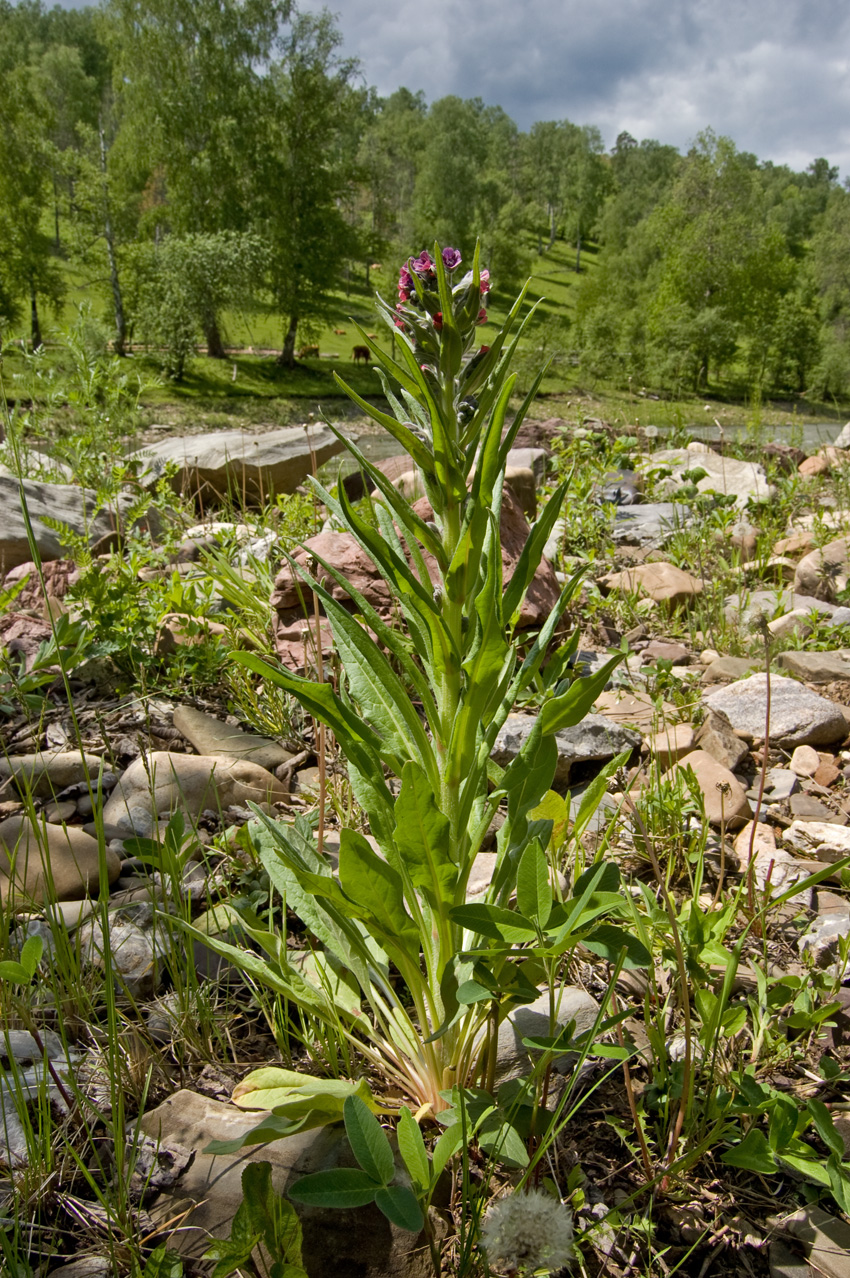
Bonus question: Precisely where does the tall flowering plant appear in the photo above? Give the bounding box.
[199,244,634,1122]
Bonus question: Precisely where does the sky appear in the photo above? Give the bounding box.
[55,0,850,177]
[296,0,850,177]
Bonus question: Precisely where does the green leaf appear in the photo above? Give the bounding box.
[394,761,456,910]
[288,1168,379,1210]
[721,1127,777,1172]
[581,924,651,970]
[0,961,29,983]
[572,752,630,842]
[430,1122,464,1180]
[808,1098,845,1159]
[344,1095,395,1186]
[338,828,419,956]
[477,1110,530,1169]
[18,934,44,980]
[374,1184,424,1233]
[141,1246,186,1278]
[767,1096,799,1152]
[449,902,537,943]
[397,1106,430,1194]
[240,1163,305,1274]
[204,1114,312,1154]
[332,373,434,472]
[538,655,625,734]
[516,840,551,929]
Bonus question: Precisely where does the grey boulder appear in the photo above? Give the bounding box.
[492,713,640,788]
[704,674,847,747]
[130,425,345,503]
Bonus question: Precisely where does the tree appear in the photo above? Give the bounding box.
[256,11,365,366]
[810,189,850,396]
[0,65,64,346]
[126,231,266,377]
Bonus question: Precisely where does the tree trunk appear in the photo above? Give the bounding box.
[278,314,299,367]
[100,123,127,356]
[30,283,42,351]
[204,316,226,359]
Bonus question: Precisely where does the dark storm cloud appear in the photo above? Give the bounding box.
[303,0,850,173]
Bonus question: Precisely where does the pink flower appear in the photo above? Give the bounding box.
[442,247,462,270]
[433,312,443,330]
[479,270,491,295]
[411,250,433,276]
[477,308,488,325]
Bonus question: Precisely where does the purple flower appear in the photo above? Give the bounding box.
[410,250,433,276]
[398,265,413,290]
[442,247,462,271]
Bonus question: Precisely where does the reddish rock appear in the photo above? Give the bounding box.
[798,454,830,478]
[642,640,689,665]
[814,760,841,788]
[669,749,751,828]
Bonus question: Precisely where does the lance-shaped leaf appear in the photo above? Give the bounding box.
[538,654,625,734]
[333,373,434,472]
[516,840,552,930]
[298,567,437,785]
[503,476,571,623]
[394,761,457,910]
[338,829,420,960]
[294,541,439,729]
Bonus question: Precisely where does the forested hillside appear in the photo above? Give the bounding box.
[2,0,849,399]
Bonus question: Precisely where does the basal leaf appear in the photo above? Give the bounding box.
[720,1127,777,1172]
[394,761,456,909]
[375,1184,424,1233]
[344,1094,395,1186]
[397,1106,430,1194]
[288,1168,379,1210]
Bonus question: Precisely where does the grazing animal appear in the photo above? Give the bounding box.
[334,328,347,335]
[352,345,370,364]
[298,344,319,358]
[367,333,379,340]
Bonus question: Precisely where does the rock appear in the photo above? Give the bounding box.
[0,751,104,798]
[767,609,815,640]
[742,555,796,584]
[773,1204,850,1278]
[834,423,850,449]
[669,751,751,828]
[593,689,677,732]
[798,453,830,477]
[0,815,120,906]
[704,675,848,747]
[45,800,77,824]
[700,648,720,664]
[131,425,345,503]
[495,987,599,1083]
[641,640,689,665]
[784,821,850,860]
[695,711,750,771]
[724,588,837,629]
[46,1259,112,1278]
[611,503,693,548]
[598,562,703,607]
[700,656,761,685]
[794,538,850,601]
[789,745,821,778]
[733,823,812,900]
[789,793,842,822]
[773,533,817,557]
[647,448,774,507]
[504,466,537,517]
[0,475,144,571]
[505,446,549,485]
[139,1089,435,1276]
[799,911,850,976]
[776,649,850,683]
[814,759,842,787]
[102,753,288,838]
[768,1239,813,1278]
[646,723,695,767]
[492,713,640,788]
[765,768,798,801]
[172,706,291,771]
[78,909,168,998]
[154,614,233,657]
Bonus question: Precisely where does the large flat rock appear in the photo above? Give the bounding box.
[0,476,133,572]
[492,712,640,787]
[704,674,847,747]
[646,448,774,508]
[131,425,345,503]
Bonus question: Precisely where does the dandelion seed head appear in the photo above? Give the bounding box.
[480,1188,574,1275]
